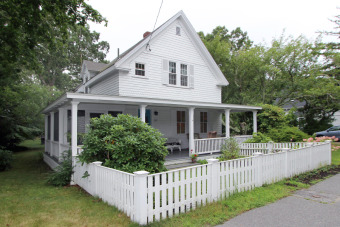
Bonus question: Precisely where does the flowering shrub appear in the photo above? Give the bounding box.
[303,136,339,143]
[332,145,340,152]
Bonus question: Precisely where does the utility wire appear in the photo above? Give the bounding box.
[146,0,164,51]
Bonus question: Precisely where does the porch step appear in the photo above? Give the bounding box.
[165,157,192,166]
[165,162,200,170]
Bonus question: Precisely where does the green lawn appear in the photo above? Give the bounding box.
[1,140,339,227]
[0,140,132,227]
[332,142,340,165]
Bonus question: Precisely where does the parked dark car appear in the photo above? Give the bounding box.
[315,125,340,139]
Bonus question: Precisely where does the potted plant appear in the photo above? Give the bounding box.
[191,154,198,163]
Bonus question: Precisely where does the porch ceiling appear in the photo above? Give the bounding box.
[42,92,261,114]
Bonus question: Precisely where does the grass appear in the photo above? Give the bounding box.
[0,139,132,227]
[1,139,339,226]
[331,142,340,165]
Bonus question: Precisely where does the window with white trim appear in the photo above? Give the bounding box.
[169,61,176,85]
[176,27,181,36]
[135,63,145,76]
[177,111,185,134]
[200,112,207,133]
[180,64,188,86]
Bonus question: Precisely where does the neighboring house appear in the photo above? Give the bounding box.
[282,100,340,127]
[42,11,261,165]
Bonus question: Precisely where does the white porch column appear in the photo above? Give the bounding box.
[58,108,64,161]
[139,104,147,122]
[63,109,68,144]
[225,109,230,138]
[71,101,79,157]
[253,110,258,133]
[44,115,48,153]
[50,112,54,157]
[188,107,195,156]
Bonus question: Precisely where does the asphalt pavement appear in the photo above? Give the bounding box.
[217,173,340,227]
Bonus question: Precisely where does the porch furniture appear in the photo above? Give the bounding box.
[208,131,217,138]
[165,138,182,153]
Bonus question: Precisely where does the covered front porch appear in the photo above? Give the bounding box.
[42,93,261,162]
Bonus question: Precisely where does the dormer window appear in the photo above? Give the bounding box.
[135,63,145,76]
[176,27,181,36]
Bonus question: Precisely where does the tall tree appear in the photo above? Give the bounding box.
[0,0,107,86]
[0,0,108,148]
[35,24,110,91]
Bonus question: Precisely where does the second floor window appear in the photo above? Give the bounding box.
[181,64,188,86]
[169,61,176,85]
[135,63,145,76]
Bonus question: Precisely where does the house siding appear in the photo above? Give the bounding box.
[90,72,119,96]
[118,19,222,103]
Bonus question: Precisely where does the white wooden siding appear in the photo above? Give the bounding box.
[90,72,119,96]
[118,19,222,103]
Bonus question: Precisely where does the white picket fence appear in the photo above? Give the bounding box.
[73,142,331,225]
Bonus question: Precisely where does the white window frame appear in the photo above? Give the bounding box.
[180,64,188,87]
[169,61,177,85]
[135,62,146,76]
[176,26,181,36]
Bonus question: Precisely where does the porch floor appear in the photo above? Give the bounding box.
[165,148,222,169]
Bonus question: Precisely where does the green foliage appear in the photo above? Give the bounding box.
[267,126,309,142]
[257,104,288,133]
[0,83,61,148]
[0,0,107,87]
[245,132,272,143]
[79,114,168,173]
[0,0,109,149]
[47,150,73,186]
[0,149,13,171]
[197,159,208,165]
[220,138,240,161]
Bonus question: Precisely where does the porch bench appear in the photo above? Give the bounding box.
[165,138,182,153]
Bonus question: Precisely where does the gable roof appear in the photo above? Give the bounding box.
[83,60,108,72]
[86,10,229,87]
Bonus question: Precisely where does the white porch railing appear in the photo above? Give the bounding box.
[72,142,331,225]
[194,137,323,156]
[194,137,226,154]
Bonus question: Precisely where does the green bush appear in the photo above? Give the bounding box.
[47,150,73,186]
[257,104,288,133]
[0,149,13,171]
[79,114,168,173]
[197,159,208,165]
[220,138,240,161]
[267,126,309,142]
[245,132,272,143]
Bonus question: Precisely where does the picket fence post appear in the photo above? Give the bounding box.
[326,140,332,165]
[134,170,149,225]
[207,159,219,201]
[93,161,102,196]
[267,141,274,154]
[253,152,263,186]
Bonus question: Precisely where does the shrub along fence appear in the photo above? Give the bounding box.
[73,142,331,225]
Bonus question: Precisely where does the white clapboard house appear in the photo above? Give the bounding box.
[42,11,261,167]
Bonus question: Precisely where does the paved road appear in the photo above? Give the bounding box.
[217,174,340,227]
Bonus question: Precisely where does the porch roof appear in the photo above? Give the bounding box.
[42,92,261,114]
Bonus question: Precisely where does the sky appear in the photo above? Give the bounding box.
[87,0,339,61]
